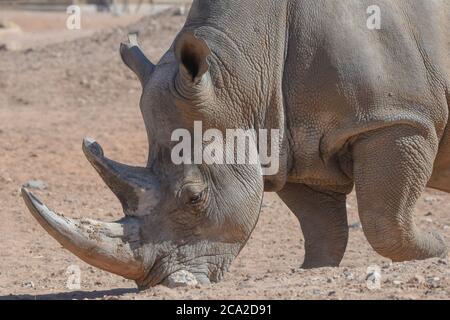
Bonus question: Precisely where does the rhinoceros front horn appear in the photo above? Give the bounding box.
[21,138,162,281]
[21,188,144,280]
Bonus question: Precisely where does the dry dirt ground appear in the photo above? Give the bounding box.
[0,9,449,300]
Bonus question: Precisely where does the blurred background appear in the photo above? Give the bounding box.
[0,0,190,51]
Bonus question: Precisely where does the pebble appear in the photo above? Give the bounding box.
[22,281,35,289]
[424,196,438,204]
[0,175,12,183]
[343,270,354,280]
[437,259,448,265]
[426,277,441,288]
[366,270,381,287]
[164,270,198,288]
[23,180,47,190]
[410,274,425,285]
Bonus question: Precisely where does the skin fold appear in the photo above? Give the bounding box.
[22,0,449,288]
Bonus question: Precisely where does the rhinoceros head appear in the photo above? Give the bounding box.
[21,32,264,288]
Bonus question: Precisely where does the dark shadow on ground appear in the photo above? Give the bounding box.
[0,287,139,300]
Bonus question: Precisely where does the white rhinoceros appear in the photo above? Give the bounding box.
[22,0,449,288]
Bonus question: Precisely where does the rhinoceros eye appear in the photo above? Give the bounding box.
[189,190,204,205]
[180,184,206,207]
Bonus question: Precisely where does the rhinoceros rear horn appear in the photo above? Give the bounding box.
[82,138,161,216]
[120,32,155,86]
[175,31,211,84]
[21,188,144,280]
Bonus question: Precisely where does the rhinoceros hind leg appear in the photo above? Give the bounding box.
[428,125,450,193]
[278,183,348,268]
[353,125,448,262]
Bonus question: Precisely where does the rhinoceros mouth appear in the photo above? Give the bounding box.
[135,243,236,288]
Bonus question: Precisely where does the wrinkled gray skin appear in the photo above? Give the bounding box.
[22,0,450,288]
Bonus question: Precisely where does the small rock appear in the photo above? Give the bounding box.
[22,281,34,289]
[393,280,402,286]
[426,277,441,288]
[0,20,21,30]
[173,5,187,16]
[164,270,198,288]
[424,196,438,204]
[366,270,382,288]
[0,175,12,183]
[312,289,321,295]
[437,259,448,265]
[424,212,433,216]
[0,42,20,51]
[23,180,47,190]
[343,270,354,280]
[409,274,425,285]
[429,283,440,289]
[328,290,336,296]
[80,77,91,89]
[290,267,303,274]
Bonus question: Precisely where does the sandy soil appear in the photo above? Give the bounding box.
[0,9,449,300]
[0,10,146,51]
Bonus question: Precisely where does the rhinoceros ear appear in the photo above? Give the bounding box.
[120,32,155,87]
[175,32,211,84]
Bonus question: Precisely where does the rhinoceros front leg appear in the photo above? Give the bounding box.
[278,183,348,268]
[353,125,448,261]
